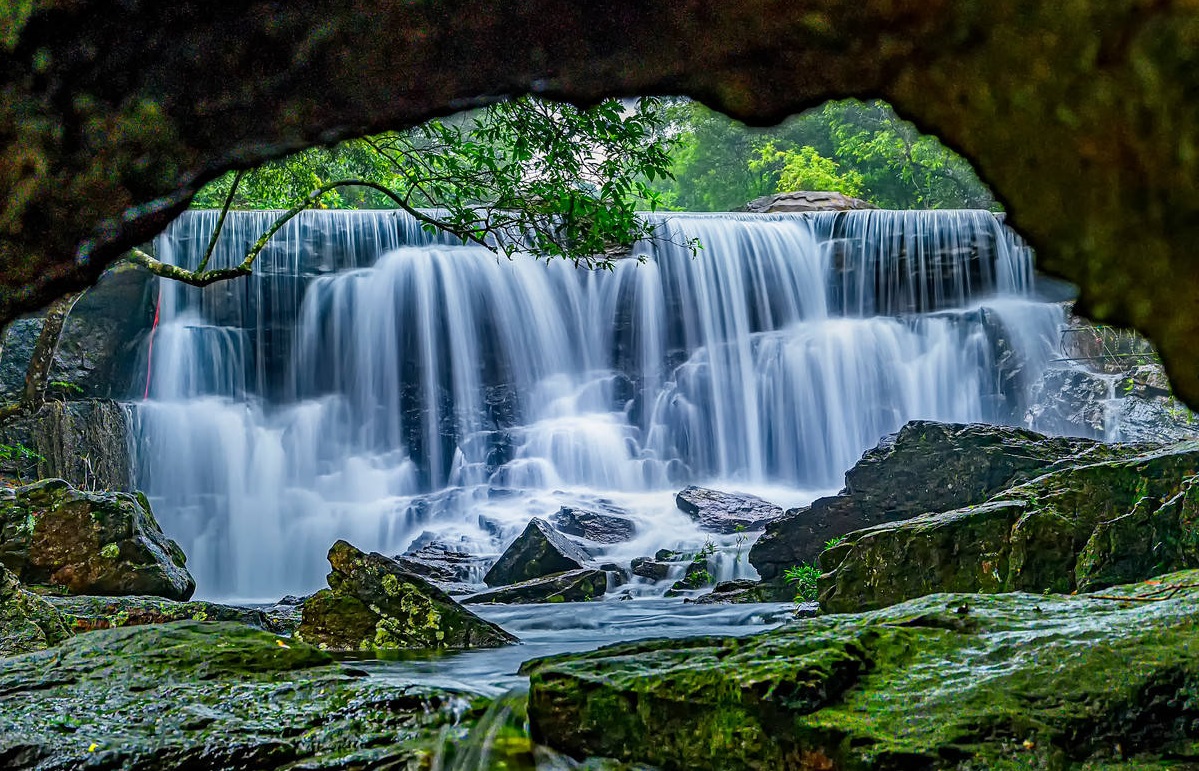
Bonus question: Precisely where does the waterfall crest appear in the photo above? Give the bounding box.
[129,209,1069,599]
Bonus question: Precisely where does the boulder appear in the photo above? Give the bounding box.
[550,505,636,544]
[463,569,607,605]
[525,571,1199,770]
[631,557,673,581]
[750,421,1136,586]
[742,191,877,213]
[0,563,71,657]
[396,536,490,593]
[44,594,294,635]
[675,486,783,534]
[296,540,515,650]
[686,579,769,605]
[483,518,591,587]
[0,621,484,769]
[820,441,1199,612]
[0,479,194,600]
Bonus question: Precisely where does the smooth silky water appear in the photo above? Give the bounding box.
[125,209,1089,736]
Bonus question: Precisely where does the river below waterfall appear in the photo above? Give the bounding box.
[127,208,1089,602]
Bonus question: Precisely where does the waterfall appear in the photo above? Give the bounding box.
[128,209,1069,599]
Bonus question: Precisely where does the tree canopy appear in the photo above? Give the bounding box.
[651,99,997,211]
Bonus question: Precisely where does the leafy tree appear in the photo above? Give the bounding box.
[750,143,864,198]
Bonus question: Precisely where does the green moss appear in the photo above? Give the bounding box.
[99,542,119,559]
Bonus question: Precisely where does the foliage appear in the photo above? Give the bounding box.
[190,96,686,268]
[651,99,996,211]
[784,564,821,603]
[692,539,717,562]
[824,536,846,551]
[0,441,42,484]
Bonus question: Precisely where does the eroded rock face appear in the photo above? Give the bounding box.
[749,421,1133,587]
[483,518,591,587]
[675,486,783,534]
[296,540,515,650]
[525,571,1199,770]
[463,569,608,605]
[0,399,132,491]
[0,621,483,769]
[0,479,193,600]
[820,441,1199,611]
[0,563,71,657]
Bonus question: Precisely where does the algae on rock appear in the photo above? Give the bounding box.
[0,562,71,657]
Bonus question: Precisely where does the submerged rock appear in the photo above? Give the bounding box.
[0,563,71,657]
[551,505,637,544]
[297,540,515,650]
[0,479,194,600]
[397,536,490,593]
[463,569,608,604]
[665,560,715,595]
[686,579,768,605]
[750,421,1135,587]
[525,571,1199,770]
[821,441,1199,611]
[44,594,294,635]
[483,518,591,587]
[0,621,482,769]
[675,486,783,534]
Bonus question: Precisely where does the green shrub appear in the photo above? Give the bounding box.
[783,564,821,603]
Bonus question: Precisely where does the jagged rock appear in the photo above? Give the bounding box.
[1024,367,1110,438]
[397,536,490,593]
[44,594,295,635]
[550,505,636,544]
[742,191,877,213]
[0,399,132,491]
[630,557,673,581]
[820,441,1199,612]
[0,621,483,769]
[0,563,71,656]
[463,569,607,605]
[675,486,783,534]
[750,421,1136,587]
[0,479,194,600]
[525,571,1199,769]
[483,518,591,587]
[1109,394,1199,443]
[297,540,514,650]
[686,579,768,605]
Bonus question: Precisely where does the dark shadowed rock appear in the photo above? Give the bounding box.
[0,563,71,657]
[550,505,636,544]
[396,536,490,594]
[750,421,1140,587]
[631,557,673,581]
[0,479,194,600]
[686,579,768,605]
[675,487,783,534]
[0,399,132,491]
[819,441,1199,612]
[483,518,591,587]
[0,621,484,769]
[297,540,514,650]
[463,569,607,605]
[525,571,1199,770]
[665,560,714,596]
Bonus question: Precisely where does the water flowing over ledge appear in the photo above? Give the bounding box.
[127,209,1072,599]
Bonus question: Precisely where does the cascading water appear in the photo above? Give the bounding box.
[128,208,1071,600]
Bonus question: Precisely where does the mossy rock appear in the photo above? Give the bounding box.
[0,478,194,600]
[297,540,516,650]
[525,571,1199,770]
[0,620,483,769]
[463,569,607,604]
[44,593,294,635]
[0,562,70,657]
[483,517,591,587]
[821,441,1199,612]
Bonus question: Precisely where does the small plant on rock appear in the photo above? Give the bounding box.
[784,564,821,603]
[824,536,845,551]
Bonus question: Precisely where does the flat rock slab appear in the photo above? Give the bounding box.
[550,505,637,544]
[525,570,1199,770]
[675,486,783,534]
[0,621,483,769]
[484,518,591,587]
[44,594,295,636]
[464,569,608,605]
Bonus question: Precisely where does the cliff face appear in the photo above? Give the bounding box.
[4,3,1199,403]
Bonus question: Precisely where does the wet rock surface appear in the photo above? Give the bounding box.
[397,535,490,594]
[525,571,1199,770]
[750,421,1138,588]
[742,190,877,213]
[0,399,132,491]
[675,486,783,534]
[551,505,636,544]
[44,594,295,636]
[463,569,608,605]
[630,557,673,582]
[297,540,515,650]
[0,621,481,770]
[484,518,591,587]
[0,563,70,657]
[821,440,1199,612]
[0,479,194,600]
[687,579,767,605]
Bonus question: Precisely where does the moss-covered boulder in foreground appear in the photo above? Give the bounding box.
[297,540,516,651]
[0,478,194,600]
[821,441,1199,612]
[525,571,1199,770]
[0,562,70,656]
[0,621,482,769]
